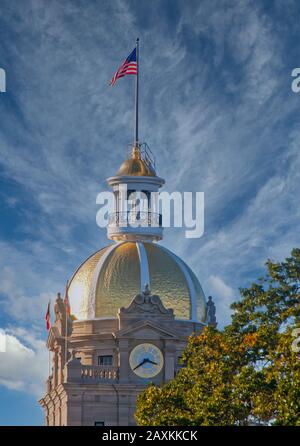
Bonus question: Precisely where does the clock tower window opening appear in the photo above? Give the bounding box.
[98,355,113,366]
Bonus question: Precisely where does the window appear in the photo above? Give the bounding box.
[94,421,105,426]
[98,355,113,366]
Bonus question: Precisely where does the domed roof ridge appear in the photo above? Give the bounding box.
[68,241,207,323]
[68,244,112,285]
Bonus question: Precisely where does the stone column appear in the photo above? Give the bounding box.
[52,352,58,388]
[54,395,61,426]
[60,393,68,426]
[118,392,129,426]
[164,340,176,382]
[67,394,83,426]
[48,400,55,426]
[57,346,63,385]
[118,339,129,383]
[63,357,82,383]
[84,350,94,366]
[45,405,50,426]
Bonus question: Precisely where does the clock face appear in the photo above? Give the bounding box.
[129,343,164,378]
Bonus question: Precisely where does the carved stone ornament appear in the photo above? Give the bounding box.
[54,292,65,322]
[207,295,217,327]
[120,284,174,317]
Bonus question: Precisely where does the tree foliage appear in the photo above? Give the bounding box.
[135,249,300,426]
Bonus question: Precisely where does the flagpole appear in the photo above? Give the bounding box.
[64,285,68,366]
[48,349,51,377]
[65,301,68,366]
[134,37,139,147]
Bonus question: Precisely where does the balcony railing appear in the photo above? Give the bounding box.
[81,365,118,382]
[108,211,162,227]
[126,142,156,171]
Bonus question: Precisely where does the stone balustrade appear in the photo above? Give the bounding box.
[81,365,119,382]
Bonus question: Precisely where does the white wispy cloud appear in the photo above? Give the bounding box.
[0,0,299,398]
[0,328,48,396]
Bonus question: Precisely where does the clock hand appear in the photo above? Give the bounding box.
[146,359,158,366]
[133,358,158,371]
[133,358,147,371]
[133,357,158,371]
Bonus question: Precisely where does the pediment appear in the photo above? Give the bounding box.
[115,320,179,340]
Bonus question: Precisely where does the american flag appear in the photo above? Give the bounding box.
[109,47,137,86]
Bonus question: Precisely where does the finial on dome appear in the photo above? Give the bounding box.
[142,283,151,295]
[131,144,141,160]
[113,144,157,177]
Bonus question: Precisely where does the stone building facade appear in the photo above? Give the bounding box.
[40,288,207,426]
[39,144,216,425]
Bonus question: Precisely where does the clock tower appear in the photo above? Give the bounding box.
[39,143,216,426]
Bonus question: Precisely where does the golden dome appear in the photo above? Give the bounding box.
[116,146,156,176]
[68,241,207,322]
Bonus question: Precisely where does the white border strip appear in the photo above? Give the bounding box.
[136,242,150,292]
[86,242,123,319]
[159,245,198,321]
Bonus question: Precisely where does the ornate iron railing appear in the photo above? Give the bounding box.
[108,211,162,227]
[126,142,156,171]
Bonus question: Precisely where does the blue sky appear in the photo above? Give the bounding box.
[0,0,300,425]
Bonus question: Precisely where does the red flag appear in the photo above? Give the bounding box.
[45,300,51,331]
[64,282,71,316]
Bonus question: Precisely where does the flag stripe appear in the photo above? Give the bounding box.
[109,47,137,86]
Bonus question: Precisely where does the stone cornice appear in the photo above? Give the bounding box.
[114,319,179,339]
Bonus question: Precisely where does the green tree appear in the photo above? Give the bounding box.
[135,249,300,426]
